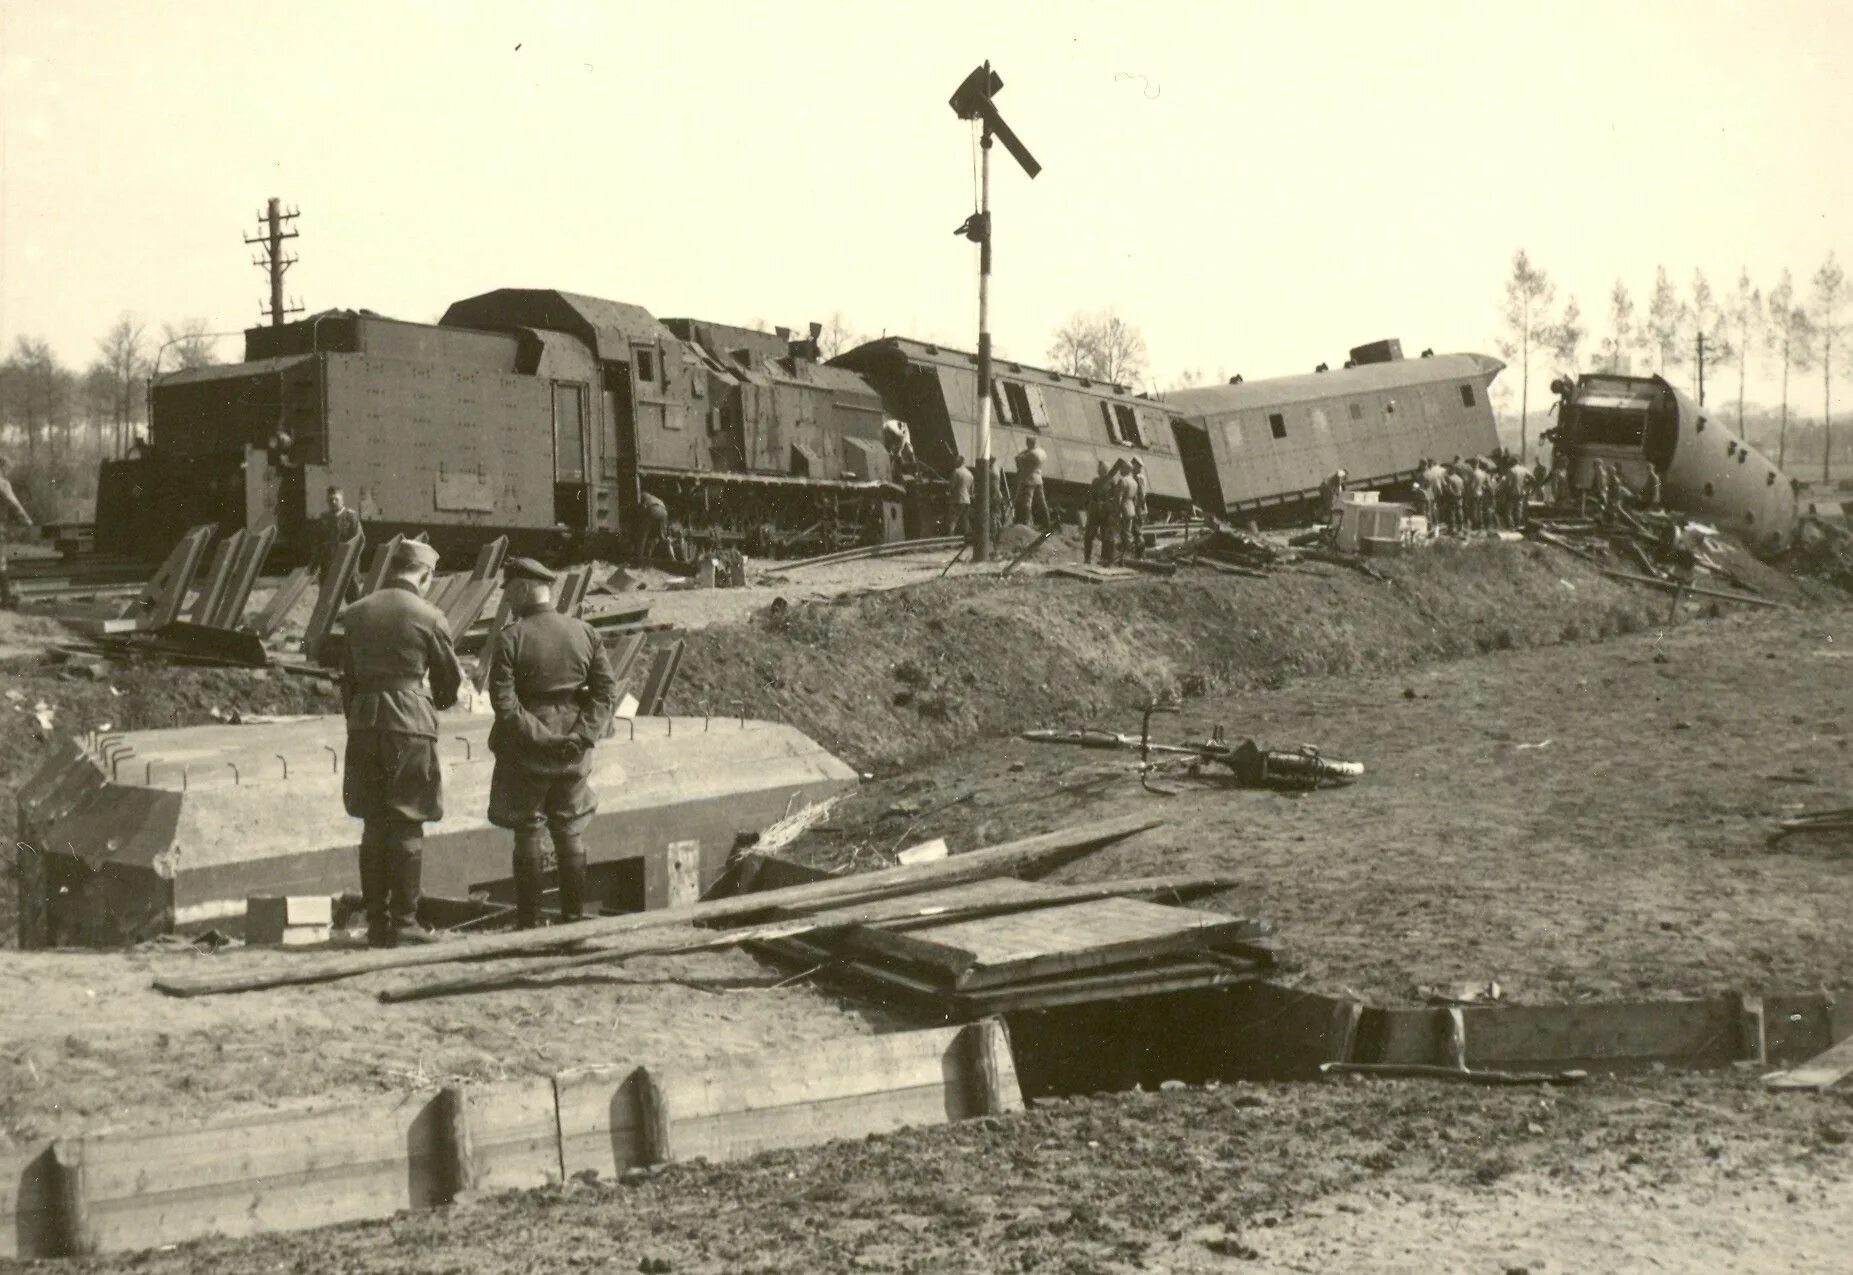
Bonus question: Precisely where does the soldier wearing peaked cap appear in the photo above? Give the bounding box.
[486,556,619,928]
[339,538,463,947]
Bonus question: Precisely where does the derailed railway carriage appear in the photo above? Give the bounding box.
[1545,373,1800,554]
[1164,344,1506,521]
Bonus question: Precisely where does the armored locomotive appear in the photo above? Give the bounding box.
[103,290,899,561]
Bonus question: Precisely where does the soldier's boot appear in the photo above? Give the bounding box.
[358,824,393,947]
[553,832,588,923]
[513,828,547,930]
[389,824,442,944]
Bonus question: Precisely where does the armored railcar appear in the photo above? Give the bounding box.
[1544,372,1799,553]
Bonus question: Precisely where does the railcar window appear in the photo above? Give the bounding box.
[1004,383,1040,430]
[1269,413,1287,439]
[992,383,1017,425]
[1113,403,1143,446]
[1574,407,1646,447]
[1348,402,1363,421]
[1459,385,1476,408]
[635,349,656,384]
[1100,401,1124,444]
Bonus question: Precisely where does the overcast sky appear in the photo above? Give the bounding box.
[1,0,1847,413]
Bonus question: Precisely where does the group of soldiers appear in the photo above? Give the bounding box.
[1405,453,1539,535]
[338,536,617,946]
[941,444,1148,565]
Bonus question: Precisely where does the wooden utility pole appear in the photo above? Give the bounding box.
[245,197,302,326]
[1695,332,1707,406]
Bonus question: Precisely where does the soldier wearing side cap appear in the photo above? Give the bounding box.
[486,557,619,928]
[339,539,463,947]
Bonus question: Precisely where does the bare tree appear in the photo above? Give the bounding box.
[1812,251,1848,481]
[6,336,68,458]
[813,312,865,361]
[1542,294,1585,375]
[1642,266,1690,378]
[1495,248,1556,461]
[160,318,220,372]
[1046,308,1148,388]
[1765,269,1814,471]
[1722,268,1763,431]
[1689,269,1732,402]
[95,315,150,457]
[1600,280,1635,373]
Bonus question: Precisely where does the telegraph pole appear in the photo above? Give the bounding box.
[949,64,1040,564]
[1694,332,1707,406]
[245,197,302,325]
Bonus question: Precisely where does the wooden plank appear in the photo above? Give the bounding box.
[846,897,1257,991]
[185,533,240,625]
[952,960,1263,1016]
[1764,1033,1853,1091]
[359,534,403,597]
[301,535,364,660]
[249,567,313,641]
[1370,998,1747,1071]
[137,525,215,630]
[634,640,684,716]
[71,1089,449,1253]
[384,874,1240,1003]
[553,1064,645,1180]
[0,1143,61,1260]
[209,524,276,629]
[660,1024,1000,1163]
[155,815,1164,997]
[962,1018,1022,1116]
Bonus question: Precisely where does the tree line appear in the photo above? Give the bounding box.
[1498,249,1849,477]
[0,317,219,511]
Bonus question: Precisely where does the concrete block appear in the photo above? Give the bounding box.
[245,896,335,945]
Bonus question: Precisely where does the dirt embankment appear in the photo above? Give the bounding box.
[676,540,1667,774]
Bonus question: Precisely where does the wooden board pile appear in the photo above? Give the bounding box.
[753,883,1278,1017]
[1149,523,1289,578]
[147,815,1279,1022]
[1524,508,1780,608]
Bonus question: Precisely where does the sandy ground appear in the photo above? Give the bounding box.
[779,604,1853,1004]
[5,543,1853,1271]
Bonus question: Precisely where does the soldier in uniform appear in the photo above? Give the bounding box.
[636,491,670,563]
[1082,460,1113,564]
[321,487,364,604]
[486,558,619,929]
[0,457,35,610]
[948,455,974,540]
[339,539,462,947]
[1014,439,1049,529]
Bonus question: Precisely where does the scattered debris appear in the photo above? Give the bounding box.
[1023,710,1362,794]
[1768,807,1853,843]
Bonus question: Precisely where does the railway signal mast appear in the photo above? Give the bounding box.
[949,63,1041,562]
[245,197,302,326]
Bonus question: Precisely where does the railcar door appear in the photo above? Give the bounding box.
[552,382,591,533]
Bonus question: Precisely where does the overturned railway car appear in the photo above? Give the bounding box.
[1164,344,1505,522]
[1545,372,1800,554]
[831,337,1193,516]
[102,290,899,562]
